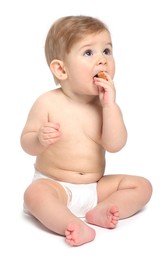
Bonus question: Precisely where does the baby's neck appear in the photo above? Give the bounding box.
[60,88,98,105]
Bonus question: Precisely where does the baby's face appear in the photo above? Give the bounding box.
[63,30,115,96]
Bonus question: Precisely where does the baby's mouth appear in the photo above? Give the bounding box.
[94,72,108,80]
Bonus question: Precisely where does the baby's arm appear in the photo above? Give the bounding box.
[20,96,62,156]
[94,73,127,152]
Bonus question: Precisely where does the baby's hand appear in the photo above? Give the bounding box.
[38,122,62,147]
[94,73,116,107]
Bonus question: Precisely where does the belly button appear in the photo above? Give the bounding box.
[79,172,84,175]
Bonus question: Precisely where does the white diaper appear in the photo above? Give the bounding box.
[33,171,98,218]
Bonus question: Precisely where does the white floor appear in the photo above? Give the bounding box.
[1,0,167,259]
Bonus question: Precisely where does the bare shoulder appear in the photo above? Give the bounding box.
[23,88,63,126]
[35,88,62,103]
[29,88,63,111]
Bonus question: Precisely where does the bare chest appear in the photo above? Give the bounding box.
[49,102,102,143]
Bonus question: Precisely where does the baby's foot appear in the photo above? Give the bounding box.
[85,205,119,229]
[65,221,96,246]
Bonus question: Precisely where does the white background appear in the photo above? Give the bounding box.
[0,0,166,259]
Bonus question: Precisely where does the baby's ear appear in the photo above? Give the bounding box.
[50,59,67,81]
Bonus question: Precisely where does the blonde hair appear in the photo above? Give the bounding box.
[45,15,109,84]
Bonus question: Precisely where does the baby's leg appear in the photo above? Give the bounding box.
[86,174,152,227]
[24,179,95,246]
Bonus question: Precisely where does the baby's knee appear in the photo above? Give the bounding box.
[24,180,45,211]
[139,177,153,203]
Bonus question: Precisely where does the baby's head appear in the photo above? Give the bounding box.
[45,15,109,84]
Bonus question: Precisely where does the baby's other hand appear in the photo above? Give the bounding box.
[38,122,62,147]
[94,73,116,107]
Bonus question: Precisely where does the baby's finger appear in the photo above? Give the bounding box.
[55,123,60,130]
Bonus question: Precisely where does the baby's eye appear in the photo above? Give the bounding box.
[103,48,112,55]
[83,49,93,56]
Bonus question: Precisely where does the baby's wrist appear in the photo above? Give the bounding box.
[102,101,117,109]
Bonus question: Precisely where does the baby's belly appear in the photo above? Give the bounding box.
[35,145,105,184]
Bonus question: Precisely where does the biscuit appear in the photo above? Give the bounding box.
[97,72,108,80]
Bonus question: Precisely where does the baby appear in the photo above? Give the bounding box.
[21,15,152,246]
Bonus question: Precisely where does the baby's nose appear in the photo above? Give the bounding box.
[96,54,107,65]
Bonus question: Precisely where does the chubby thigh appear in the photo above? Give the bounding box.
[24,178,69,215]
[96,174,138,202]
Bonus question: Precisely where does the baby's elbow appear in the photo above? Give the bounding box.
[105,144,124,153]
[104,139,127,153]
